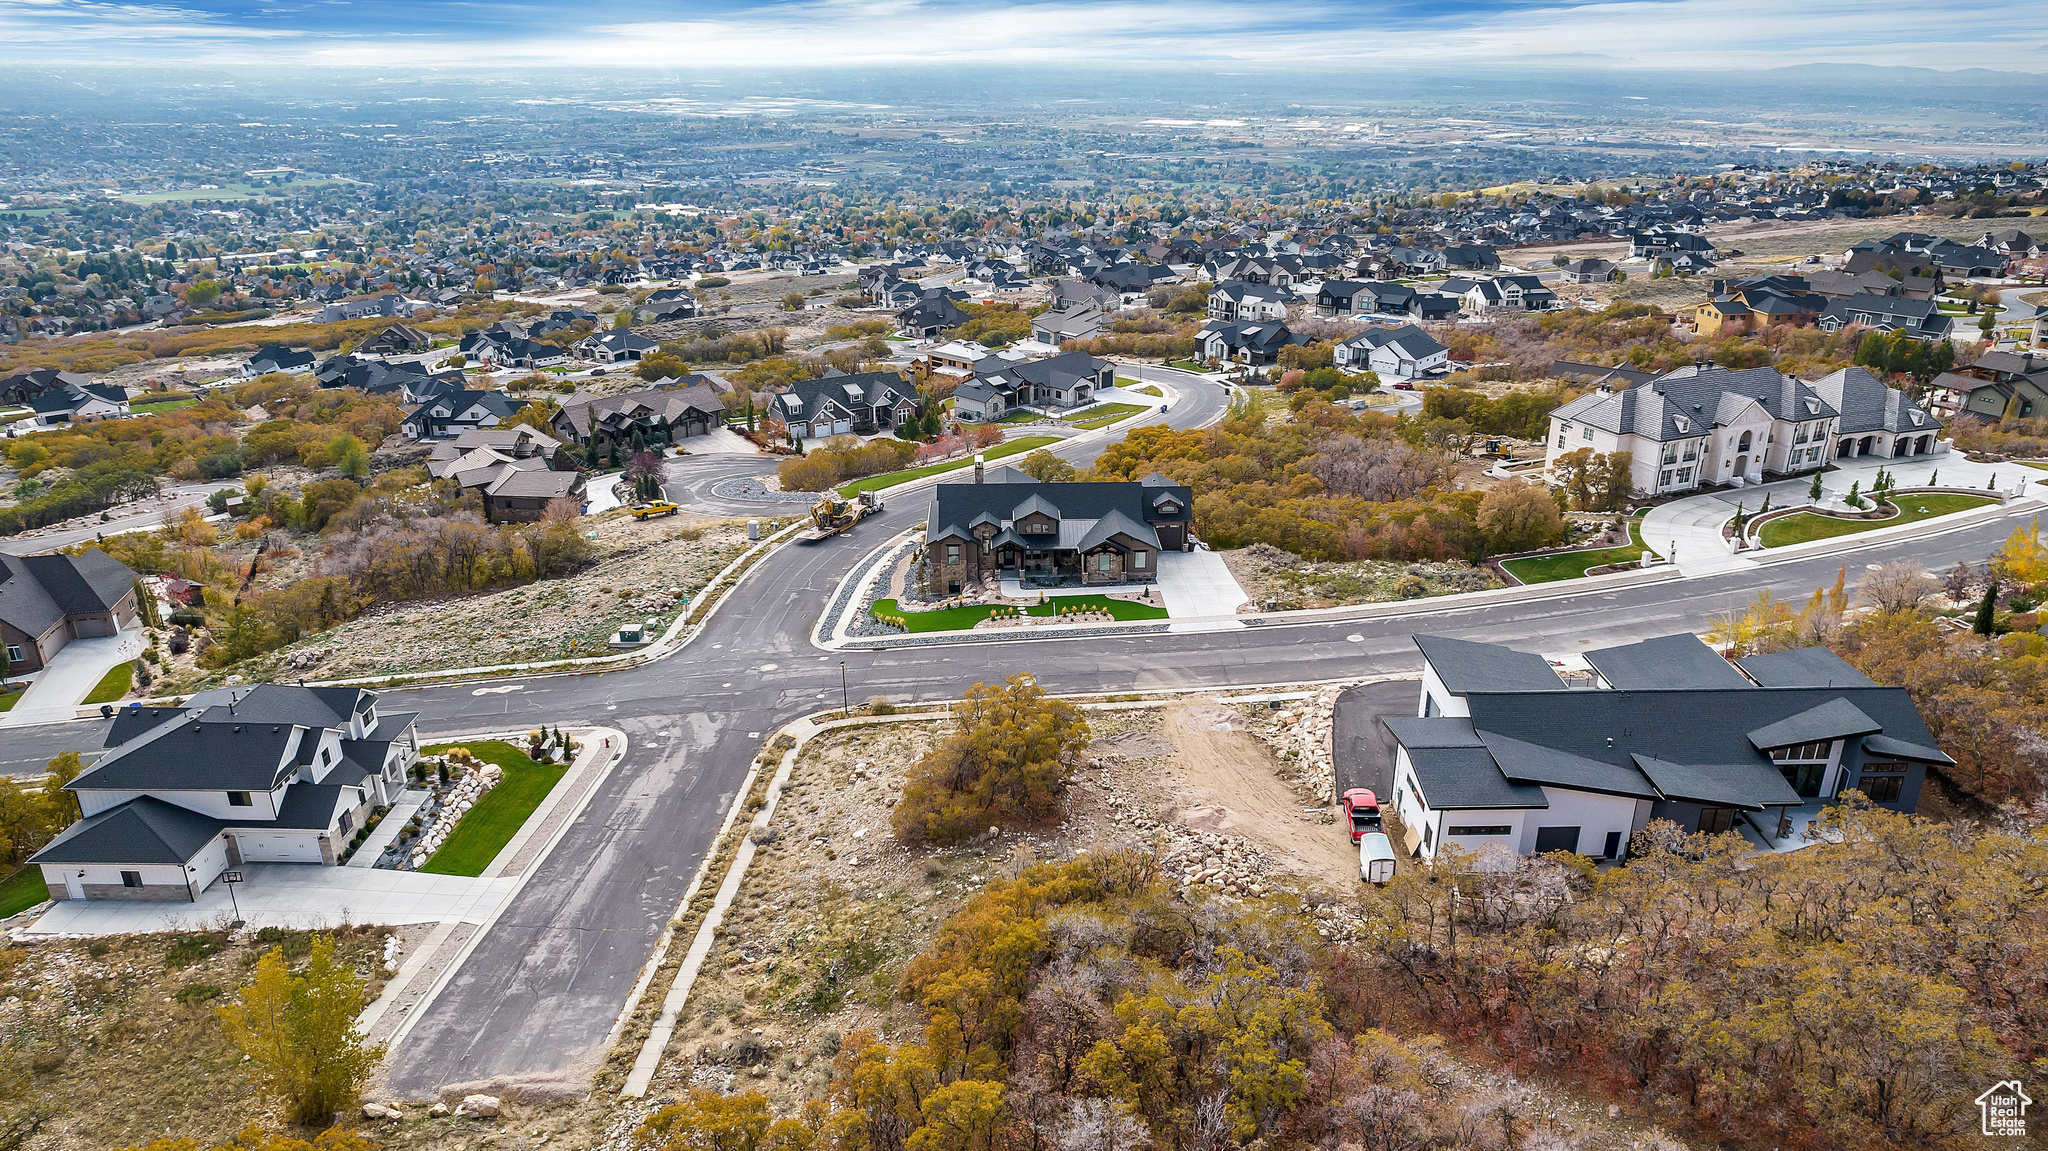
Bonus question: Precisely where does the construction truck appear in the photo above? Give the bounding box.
[797,491,883,542]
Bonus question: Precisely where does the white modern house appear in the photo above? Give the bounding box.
[1381,633,1945,862]
[32,686,419,902]
[1544,363,1941,496]
[1331,325,1450,381]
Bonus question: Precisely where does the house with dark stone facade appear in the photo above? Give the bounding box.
[921,467,1192,594]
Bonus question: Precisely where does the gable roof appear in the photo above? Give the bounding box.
[1415,633,1565,693]
[0,549,137,640]
[30,795,225,867]
[1584,633,1750,689]
[1735,647,1877,688]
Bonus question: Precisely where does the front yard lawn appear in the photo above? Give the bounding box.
[872,593,1170,633]
[0,865,49,918]
[837,436,1061,496]
[82,661,134,705]
[131,396,198,415]
[1065,403,1149,430]
[1500,511,1654,585]
[1757,493,1998,548]
[1131,384,1163,397]
[0,685,25,712]
[418,740,568,876]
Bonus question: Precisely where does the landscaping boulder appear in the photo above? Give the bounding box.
[455,1094,502,1118]
[362,1103,404,1121]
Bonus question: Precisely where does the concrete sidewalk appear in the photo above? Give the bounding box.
[0,624,145,729]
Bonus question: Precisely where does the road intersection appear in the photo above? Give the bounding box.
[9,366,2039,1096]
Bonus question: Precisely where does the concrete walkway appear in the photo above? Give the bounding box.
[347,788,431,868]
[1640,451,2037,576]
[0,624,146,729]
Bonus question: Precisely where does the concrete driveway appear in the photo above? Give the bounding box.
[1157,548,1248,619]
[22,864,517,936]
[0,624,145,729]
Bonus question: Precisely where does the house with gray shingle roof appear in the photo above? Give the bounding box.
[921,472,1191,594]
[32,684,419,902]
[1545,361,1938,495]
[0,549,139,674]
[1380,632,1943,861]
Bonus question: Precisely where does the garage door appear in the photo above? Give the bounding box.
[1532,826,1581,854]
[236,833,324,863]
[72,618,111,638]
[832,420,852,435]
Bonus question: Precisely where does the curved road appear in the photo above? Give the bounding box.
[15,367,2036,1095]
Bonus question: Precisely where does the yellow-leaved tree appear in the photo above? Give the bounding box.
[216,936,384,1125]
[1992,518,2048,593]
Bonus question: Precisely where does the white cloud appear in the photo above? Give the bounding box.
[1,0,2043,71]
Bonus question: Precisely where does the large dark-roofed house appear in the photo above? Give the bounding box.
[1383,632,1944,862]
[0,549,140,673]
[922,469,1192,594]
[32,684,419,902]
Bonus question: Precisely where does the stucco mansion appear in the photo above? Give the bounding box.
[1546,363,1944,496]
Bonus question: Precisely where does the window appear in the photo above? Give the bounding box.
[1132,551,1148,570]
[320,748,332,766]
[1696,807,1735,835]
[1859,772,1905,803]
[1581,426,1593,441]
[1447,825,1511,836]
[1096,554,1114,572]
[1795,423,1810,444]
[4,644,21,663]
[228,791,252,807]
[1772,741,1832,763]
[1661,445,1678,464]
[946,544,962,564]
[338,811,353,836]
[1682,442,1697,461]
[121,870,143,888]
[1556,433,1566,449]
[1677,467,1693,483]
[1660,470,1674,487]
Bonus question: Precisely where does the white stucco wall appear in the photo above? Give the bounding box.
[1519,789,1652,858]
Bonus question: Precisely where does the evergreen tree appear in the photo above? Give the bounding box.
[1975,580,2000,635]
[1810,470,1824,501]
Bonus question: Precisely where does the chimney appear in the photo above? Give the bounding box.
[974,453,986,484]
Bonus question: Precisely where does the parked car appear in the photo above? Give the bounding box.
[1341,787,1381,843]
[1359,832,1397,884]
[1392,381,1414,390]
[630,501,680,520]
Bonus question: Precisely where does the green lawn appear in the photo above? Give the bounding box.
[0,686,25,713]
[1500,512,1655,585]
[418,741,568,876]
[82,661,134,705]
[872,593,1170,633]
[1065,403,1149,430]
[1131,385,1163,397]
[0,866,49,918]
[1167,359,1206,372]
[837,436,1061,496]
[1756,494,1998,548]
[131,396,198,415]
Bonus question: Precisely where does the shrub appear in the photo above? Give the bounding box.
[892,674,1089,846]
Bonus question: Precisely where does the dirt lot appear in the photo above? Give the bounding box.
[635,699,1361,1102]
[1223,544,1502,611]
[210,512,751,685]
[0,926,397,1151]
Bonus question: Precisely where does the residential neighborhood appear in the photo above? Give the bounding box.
[0,41,2045,1151]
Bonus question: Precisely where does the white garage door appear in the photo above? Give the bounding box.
[236,833,324,863]
[832,420,852,435]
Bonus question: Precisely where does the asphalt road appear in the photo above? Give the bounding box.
[1332,679,1417,798]
[0,481,240,557]
[13,365,2035,1096]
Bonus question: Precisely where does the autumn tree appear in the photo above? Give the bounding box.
[114,1126,375,1151]
[1476,480,1565,555]
[1018,450,1077,484]
[216,936,384,1124]
[892,675,1089,846]
[636,1090,815,1151]
[1858,561,1939,614]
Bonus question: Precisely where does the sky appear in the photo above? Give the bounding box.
[1,0,2044,72]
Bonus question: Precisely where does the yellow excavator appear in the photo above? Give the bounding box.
[797,490,883,542]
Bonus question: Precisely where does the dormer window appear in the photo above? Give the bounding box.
[320,748,332,766]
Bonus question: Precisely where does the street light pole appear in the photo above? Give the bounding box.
[840,659,850,718]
